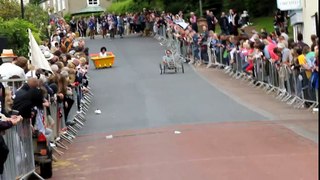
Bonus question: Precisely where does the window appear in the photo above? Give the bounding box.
[293,23,303,41]
[87,0,99,6]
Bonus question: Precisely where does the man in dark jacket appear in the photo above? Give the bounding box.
[206,10,213,32]
[12,78,43,119]
[219,12,229,35]
[69,16,77,33]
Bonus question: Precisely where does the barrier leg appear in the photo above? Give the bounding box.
[19,170,45,180]
[56,141,68,150]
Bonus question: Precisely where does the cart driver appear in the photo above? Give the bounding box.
[162,49,174,64]
[99,47,108,57]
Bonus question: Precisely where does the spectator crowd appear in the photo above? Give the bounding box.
[0,16,91,178]
[0,6,318,179]
[152,9,318,105]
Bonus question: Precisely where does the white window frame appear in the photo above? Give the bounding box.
[311,15,316,35]
[42,2,46,10]
[57,0,61,12]
[87,0,100,6]
[53,0,56,13]
[62,0,66,10]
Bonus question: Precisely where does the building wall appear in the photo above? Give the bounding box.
[68,0,87,15]
[100,0,112,10]
[40,0,112,16]
[302,0,318,45]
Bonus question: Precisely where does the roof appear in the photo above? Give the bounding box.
[72,5,105,15]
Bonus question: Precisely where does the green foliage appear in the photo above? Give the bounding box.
[0,0,49,56]
[108,0,163,14]
[25,3,50,39]
[108,0,275,18]
[64,13,72,23]
[0,0,20,20]
[0,0,49,38]
[29,0,42,5]
[108,0,139,14]
[222,0,276,17]
[0,19,41,57]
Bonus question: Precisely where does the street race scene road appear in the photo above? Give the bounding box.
[0,0,318,180]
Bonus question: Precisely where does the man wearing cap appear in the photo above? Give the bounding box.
[0,49,17,65]
[0,49,26,82]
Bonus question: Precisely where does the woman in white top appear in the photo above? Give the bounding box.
[99,47,108,57]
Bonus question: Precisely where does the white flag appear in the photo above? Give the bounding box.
[28,29,53,73]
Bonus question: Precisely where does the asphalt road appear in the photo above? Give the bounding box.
[81,35,266,135]
[52,36,318,180]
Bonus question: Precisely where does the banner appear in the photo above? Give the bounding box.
[277,0,302,10]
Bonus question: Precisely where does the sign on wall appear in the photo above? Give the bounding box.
[277,0,302,10]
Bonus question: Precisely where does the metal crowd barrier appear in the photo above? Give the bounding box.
[0,76,94,179]
[154,25,318,112]
[0,78,42,180]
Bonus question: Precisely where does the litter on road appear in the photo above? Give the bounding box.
[174,131,181,134]
[95,109,102,114]
[106,135,113,139]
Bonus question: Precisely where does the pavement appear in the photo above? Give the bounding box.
[52,35,318,180]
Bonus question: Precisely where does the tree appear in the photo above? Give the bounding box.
[222,0,276,17]
[0,0,20,20]
[29,0,42,4]
[25,3,50,39]
[0,18,42,57]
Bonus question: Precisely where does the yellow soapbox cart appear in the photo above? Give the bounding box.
[90,52,115,69]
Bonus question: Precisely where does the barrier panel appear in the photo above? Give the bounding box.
[0,74,94,179]
[0,78,43,180]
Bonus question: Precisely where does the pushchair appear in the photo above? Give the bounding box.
[159,49,184,74]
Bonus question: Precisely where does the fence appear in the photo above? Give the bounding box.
[0,76,93,179]
[154,25,318,111]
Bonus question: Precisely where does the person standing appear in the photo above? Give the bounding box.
[228,9,234,35]
[190,12,198,33]
[77,18,84,37]
[231,9,239,36]
[210,11,218,32]
[82,18,88,37]
[69,16,77,33]
[200,25,209,65]
[88,18,95,39]
[108,14,116,38]
[117,15,125,38]
[219,12,229,35]
[101,17,108,39]
[206,10,213,32]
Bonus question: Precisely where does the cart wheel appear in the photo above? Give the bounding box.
[181,63,184,73]
[159,63,162,74]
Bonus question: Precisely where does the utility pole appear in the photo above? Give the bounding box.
[20,0,25,19]
[199,0,203,17]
